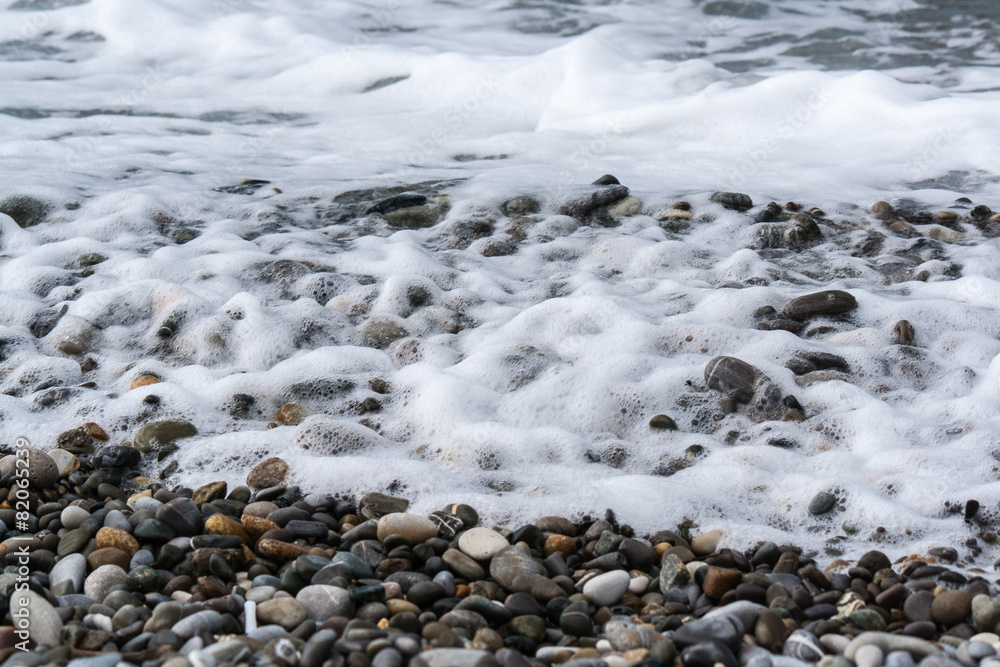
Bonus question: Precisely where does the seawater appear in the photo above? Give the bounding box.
[1,0,1000,562]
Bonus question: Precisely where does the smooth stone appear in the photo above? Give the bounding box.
[782,290,857,321]
[48,448,80,477]
[61,505,91,530]
[376,513,438,543]
[50,552,87,595]
[703,601,766,631]
[710,191,753,211]
[246,457,289,488]
[156,498,202,536]
[9,588,62,647]
[966,641,996,661]
[490,546,546,590]
[459,527,510,561]
[702,567,743,599]
[582,570,630,607]
[681,641,739,667]
[359,493,410,519]
[756,608,788,653]
[172,609,223,638]
[808,492,837,516]
[783,630,824,663]
[296,585,354,620]
[84,564,127,603]
[65,656,122,667]
[704,356,760,404]
[672,615,743,653]
[855,645,884,667]
[904,591,934,623]
[93,444,142,468]
[604,615,655,651]
[133,419,197,453]
[256,597,307,630]
[844,632,941,661]
[886,651,917,667]
[973,595,1000,632]
[932,590,972,627]
[410,648,500,667]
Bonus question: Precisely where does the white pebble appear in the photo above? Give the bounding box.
[244,600,257,634]
[855,644,884,667]
[596,639,613,654]
[629,575,650,594]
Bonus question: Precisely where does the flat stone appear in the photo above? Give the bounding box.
[489,546,547,590]
[133,419,197,453]
[247,457,289,489]
[84,564,128,603]
[359,492,410,519]
[582,570,630,607]
[9,588,62,647]
[192,481,227,505]
[459,527,510,561]
[673,615,743,653]
[702,567,743,599]
[256,597,307,630]
[710,191,753,212]
[376,513,438,543]
[844,632,941,661]
[443,548,486,580]
[92,444,142,468]
[172,609,223,638]
[782,290,857,321]
[296,585,354,620]
[410,648,500,667]
[705,356,761,404]
[50,553,87,595]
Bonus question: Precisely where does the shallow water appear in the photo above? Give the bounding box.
[1,0,1000,563]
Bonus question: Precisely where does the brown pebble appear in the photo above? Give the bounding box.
[702,566,743,599]
[242,515,280,542]
[87,547,130,571]
[871,201,894,220]
[84,422,109,440]
[894,320,915,346]
[205,514,252,545]
[130,374,160,390]
[888,220,919,237]
[95,527,140,557]
[275,402,306,426]
[246,458,289,489]
[534,516,576,537]
[192,481,227,505]
[931,589,972,627]
[256,538,308,561]
[544,534,577,558]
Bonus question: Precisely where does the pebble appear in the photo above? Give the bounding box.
[246,457,289,488]
[172,609,224,638]
[83,564,128,603]
[133,419,198,452]
[781,290,858,321]
[296,584,354,620]
[459,527,511,560]
[582,570,630,607]
[932,589,972,627]
[710,191,753,211]
[377,512,439,543]
[9,588,63,647]
[50,552,87,595]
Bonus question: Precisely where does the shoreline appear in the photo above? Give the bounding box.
[3,447,1000,667]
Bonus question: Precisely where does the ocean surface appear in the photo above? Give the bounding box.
[2,0,1000,563]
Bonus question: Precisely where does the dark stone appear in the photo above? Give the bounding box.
[672,615,743,653]
[367,193,428,215]
[0,195,51,227]
[155,498,202,537]
[808,492,837,516]
[709,192,753,212]
[781,290,857,321]
[680,641,739,667]
[704,356,760,404]
[559,184,630,219]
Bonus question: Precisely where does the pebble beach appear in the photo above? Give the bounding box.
[4,0,1000,665]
